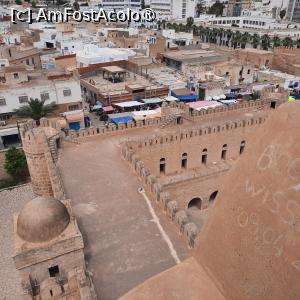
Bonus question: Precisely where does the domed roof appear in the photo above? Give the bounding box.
[17,196,70,243]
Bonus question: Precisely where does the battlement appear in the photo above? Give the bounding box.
[274,47,300,54]
[127,114,268,151]
[20,118,65,200]
[121,141,200,248]
[70,99,277,141]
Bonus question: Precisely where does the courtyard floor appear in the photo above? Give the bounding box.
[58,129,192,300]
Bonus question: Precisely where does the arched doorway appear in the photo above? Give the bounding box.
[181,153,188,169]
[159,158,166,174]
[209,191,218,205]
[188,197,202,209]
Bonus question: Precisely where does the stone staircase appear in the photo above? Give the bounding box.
[63,135,80,145]
[48,137,58,163]
[160,114,179,129]
[160,113,194,129]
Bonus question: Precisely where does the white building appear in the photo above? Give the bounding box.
[207,15,297,30]
[162,29,194,47]
[97,0,141,10]
[75,44,136,66]
[151,0,196,19]
[0,74,83,116]
[97,27,139,38]
[33,24,93,55]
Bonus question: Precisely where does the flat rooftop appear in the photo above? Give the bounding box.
[81,71,167,96]
[163,49,222,63]
[101,66,127,73]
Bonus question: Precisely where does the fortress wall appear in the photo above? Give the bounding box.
[121,143,200,248]
[134,115,266,176]
[71,99,273,142]
[20,118,66,199]
[162,166,228,211]
[119,106,273,247]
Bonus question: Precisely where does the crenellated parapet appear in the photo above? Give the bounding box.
[20,118,65,200]
[70,99,278,141]
[133,114,268,150]
[121,141,200,248]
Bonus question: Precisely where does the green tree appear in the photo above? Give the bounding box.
[251,33,260,49]
[207,1,224,17]
[280,9,286,19]
[173,23,179,33]
[232,31,242,49]
[240,32,250,48]
[157,20,162,30]
[4,147,28,181]
[196,0,206,17]
[261,34,271,50]
[186,17,194,29]
[178,23,186,32]
[295,39,300,48]
[31,0,36,7]
[272,36,281,48]
[15,0,22,4]
[73,0,80,11]
[282,36,294,47]
[166,22,173,29]
[225,29,233,46]
[14,98,57,125]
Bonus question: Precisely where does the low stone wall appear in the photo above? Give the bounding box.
[70,99,273,142]
[121,142,200,248]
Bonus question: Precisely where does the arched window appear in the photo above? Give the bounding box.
[240,141,246,154]
[221,144,227,160]
[181,153,187,169]
[202,148,208,164]
[160,158,166,174]
[188,197,202,209]
[209,191,218,205]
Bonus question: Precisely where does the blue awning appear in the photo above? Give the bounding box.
[225,93,238,98]
[111,116,133,124]
[170,91,197,102]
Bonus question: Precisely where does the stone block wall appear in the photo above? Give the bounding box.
[121,141,201,248]
[20,118,65,199]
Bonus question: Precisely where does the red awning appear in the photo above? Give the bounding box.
[103,106,114,112]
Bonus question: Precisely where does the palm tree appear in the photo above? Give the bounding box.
[192,24,198,36]
[210,28,219,44]
[157,20,162,30]
[272,36,282,48]
[173,23,179,33]
[261,34,271,50]
[224,29,233,47]
[251,33,260,49]
[198,26,205,41]
[240,32,251,49]
[295,39,300,48]
[14,98,57,125]
[282,36,294,48]
[178,23,185,33]
[186,17,194,29]
[166,22,172,29]
[218,28,225,45]
[232,31,242,49]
